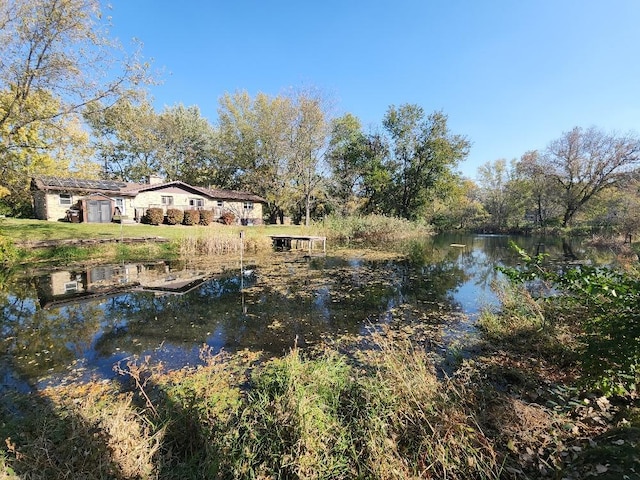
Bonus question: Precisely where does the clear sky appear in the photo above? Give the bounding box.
[105,0,640,179]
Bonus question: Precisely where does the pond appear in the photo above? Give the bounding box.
[0,233,614,392]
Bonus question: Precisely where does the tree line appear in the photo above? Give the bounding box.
[472,128,640,235]
[2,0,639,234]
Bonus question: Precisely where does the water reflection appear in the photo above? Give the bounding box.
[0,234,615,390]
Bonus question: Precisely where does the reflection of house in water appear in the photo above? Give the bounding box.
[36,262,217,309]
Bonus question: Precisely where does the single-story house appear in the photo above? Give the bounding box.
[31,175,266,224]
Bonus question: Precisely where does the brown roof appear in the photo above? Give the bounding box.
[31,176,138,196]
[31,176,266,203]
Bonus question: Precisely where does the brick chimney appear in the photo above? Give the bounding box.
[146,174,164,185]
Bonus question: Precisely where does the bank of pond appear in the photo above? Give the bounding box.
[1,233,638,479]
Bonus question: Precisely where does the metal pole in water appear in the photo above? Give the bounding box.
[239,230,244,290]
[240,230,246,314]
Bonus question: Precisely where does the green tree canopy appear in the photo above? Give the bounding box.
[216,90,297,223]
[477,158,527,231]
[86,100,217,185]
[85,98,161,182]
[379,105,470,220]
[1,89,97,215]
[326,113,372,215]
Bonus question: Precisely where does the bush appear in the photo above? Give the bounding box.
[143,208,164,225]
[220,211,235,225]
[199,210,214,226]
[183,209,200,226]
[321,214,433,245]
[0,236,19,265]
[498,242,640,395]
[166,208,184,225]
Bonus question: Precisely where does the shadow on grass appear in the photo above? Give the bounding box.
[0,364,129,478]
[113,350,248,479]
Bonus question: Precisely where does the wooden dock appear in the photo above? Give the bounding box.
[269,234,326,253]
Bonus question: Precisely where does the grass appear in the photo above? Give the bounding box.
[0,217,318,244]
[0,336,506,479]
[0,218,322,266]
[2,319,639,479]
[0,215,434,266]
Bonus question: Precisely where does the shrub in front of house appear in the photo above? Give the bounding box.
[220,211,235,225]
[199,209,214,226]
[183,209,200,226]
[144,207,164,225]
[166,208,184,225]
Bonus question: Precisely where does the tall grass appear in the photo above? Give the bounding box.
[355,334,500,479]
[178,230,272,256]
[0,384,163,479]
[2,336,505,479]
[320,214,433,246]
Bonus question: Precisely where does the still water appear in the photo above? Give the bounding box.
[0,234,611,391]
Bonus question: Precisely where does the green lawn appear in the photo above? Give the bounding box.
[0,218,320,244]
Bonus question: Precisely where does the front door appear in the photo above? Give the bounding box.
[87,200,112,223]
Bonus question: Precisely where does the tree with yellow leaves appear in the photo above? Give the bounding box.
[0,0,150,216]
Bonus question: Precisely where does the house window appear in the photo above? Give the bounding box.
[216,200,224,208]
[114,197,125,215]
[189,198,204,208]
[161,196,174,206]
[59,193,72,206]
[64,281,78,293]
[243,201,254,211]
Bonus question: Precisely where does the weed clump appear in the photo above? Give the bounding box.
[321,214,433,246]
[1,338,505,479]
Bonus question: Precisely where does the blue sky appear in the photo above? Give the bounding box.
[106,1,640,179]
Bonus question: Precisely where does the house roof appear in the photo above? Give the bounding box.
[124,180,267,203]
[31,176,139,196]
[31,176,267,203]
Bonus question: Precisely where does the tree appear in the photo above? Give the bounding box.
[0,0,149,215]
[1,89,97,215]
[86,100,217,185]
[287,90,329,226]
[156,104,217,185]
[1,0,149,144]
[429,177,487,231]
[326,114,370,215]
[540,127,640,227]
[581,179,640,237]
[477,159,526,231]
[359,133,392,215]
[516,150,563,228]
[216,91,296,223]
[85,98,161,182]
[382,105,470,220]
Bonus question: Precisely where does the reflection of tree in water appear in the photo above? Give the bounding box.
[400,260,467,310]
[10,235,607,385]
[93,255,468,360]
[1,275,104,380]
[0,271,130,477]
